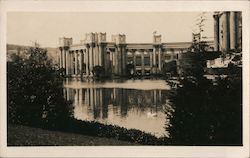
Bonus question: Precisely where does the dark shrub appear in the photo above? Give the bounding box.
[7,46,73,127]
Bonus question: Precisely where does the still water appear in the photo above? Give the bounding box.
[64,79,173,137]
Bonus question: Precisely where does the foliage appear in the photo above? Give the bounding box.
[162,60,177,77]
[52,118,168,145]
[166,15,242,144]
[167,73,242,145]
[126,63,135,76]
[178,52,206,78]
[92,65,105,78]
[7,46,72,128]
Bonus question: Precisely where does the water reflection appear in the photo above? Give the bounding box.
[64,80,172,137]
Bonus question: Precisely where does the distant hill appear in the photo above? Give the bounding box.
[7,44,59,64]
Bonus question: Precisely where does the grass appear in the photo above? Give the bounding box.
[8,124,137,146]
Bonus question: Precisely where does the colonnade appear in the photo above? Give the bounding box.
[60,46,181,77]
[127,47,163,75]
[59,43,109,77]
[59,47,84,76]
[213,11,241,52]
[59,33,189,77]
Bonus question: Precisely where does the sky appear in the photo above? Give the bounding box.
[7,12,214,48]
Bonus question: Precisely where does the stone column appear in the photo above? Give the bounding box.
[141,50,145,75]
[116,47,120,75]
[158,47,162,71]
[79,50,83,76]
[92,45,95,67]
[75,51,78,75]
[114,47,119,75]
[71,51,73,75]
[104,46,108,74]
[94,45,98,66]
[213,14,220,51]
[86,46,90,76]
[83,49,86,74]
[98,44,103,66]
[62,49,65,69]
[113,51,116,73]
[235,12,241,50]
[70,51,73,75]
[65,49,69,75]
[64,49,67,70]
[96,44,99,66]
[59,48,63,68]
[230,11,236,50]
[89,44,94,75]
[149,50,153,67]
[68,51,71,74]
[153,47,156,66]
[99,89,103,109]
[133,50,136,73]
[223,12,230,51]
[122,47,127,75]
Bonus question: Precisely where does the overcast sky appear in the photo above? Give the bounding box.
[7,12,214,48]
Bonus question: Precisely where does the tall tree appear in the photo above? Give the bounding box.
[166,13,242,145]
[8,45,72,128]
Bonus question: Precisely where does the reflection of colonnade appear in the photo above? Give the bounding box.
[64,87,165,119]
[59,33,203,77]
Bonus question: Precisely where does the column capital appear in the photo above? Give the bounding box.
[153,44,162,48]
[213,14,219,19]
[99,42,107,46]
[59,47,63,51]
[130,49,136,52]
[63,46,70,51]
[85,44,90,48]
[90,43,96,47]
[116,44,127,47]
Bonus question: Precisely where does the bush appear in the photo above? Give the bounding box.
[92,65,105,79]
[167,75,242,145]
[7,46,72,128]
[52,118,166,145]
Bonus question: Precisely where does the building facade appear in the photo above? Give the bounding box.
[213,11,242,52]
[58,33,213,78]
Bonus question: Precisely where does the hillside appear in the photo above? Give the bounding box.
[7,44,59,64]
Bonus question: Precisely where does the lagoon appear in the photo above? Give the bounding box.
[64,79,173,137]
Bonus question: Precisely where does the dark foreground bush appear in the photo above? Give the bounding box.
[167,75,242,145]
[7,46,72,127]
[43,118,169,145]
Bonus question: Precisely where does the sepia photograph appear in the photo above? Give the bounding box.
[0,0,249,157]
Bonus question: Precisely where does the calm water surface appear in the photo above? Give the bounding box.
[64,79,173,137]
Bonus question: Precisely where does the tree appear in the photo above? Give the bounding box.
[7,46,72,128]
[165,12,242,145]
[126,63,135,76]
[92,65,105,78]
[162,60,177,77]
[178,13,209,79]
[167,74,242,145]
